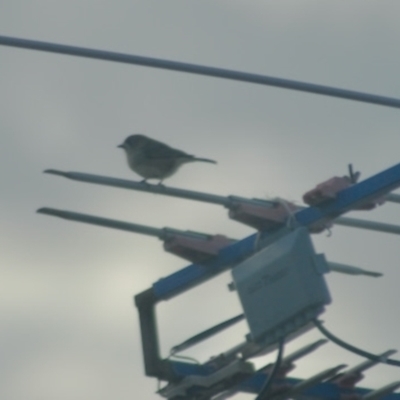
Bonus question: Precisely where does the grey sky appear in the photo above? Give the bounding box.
[1,2,400,399]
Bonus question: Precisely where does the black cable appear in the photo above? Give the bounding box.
[2,35,400,109]
[255,337,285,400]
[313,319,400,367]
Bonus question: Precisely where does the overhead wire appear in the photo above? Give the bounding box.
[2,35,400,109]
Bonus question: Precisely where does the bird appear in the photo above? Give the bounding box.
[118,134,217,184]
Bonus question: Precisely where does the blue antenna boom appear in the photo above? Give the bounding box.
[153,162,400,300]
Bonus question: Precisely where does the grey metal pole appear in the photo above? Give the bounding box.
[362,382,400,400]
[37,207,214,241]
[44,169,400,237]
[272,365,347,400]
[334,216,400,235]
[37,207,382,277]
[386,193,400,204]
[328,262,382,277]
[337,349,397,377]
[2,35,400,109]
[37,207,164,238]
[44,169,232,206]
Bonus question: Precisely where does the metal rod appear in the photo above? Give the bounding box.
[44,170,400,237]
[386,193,400,204]
[280,339,327,366]
[37,207,164,238]
[272,365,347,400]
[328,262,382,277]
[213,323,315,372]
[134,289,175,380]
[335,216,400,235]
[37,207,212,241]
[237,338,328,389]
[44,169,231,206]
[170,313,245,355]
[38,207,380,278]
[338,349,397,377]
[363,382,400,400]
[2,34,400,109]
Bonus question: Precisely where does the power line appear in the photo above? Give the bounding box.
[1,34,400,109]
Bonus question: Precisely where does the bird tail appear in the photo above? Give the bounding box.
[193,157,217,164]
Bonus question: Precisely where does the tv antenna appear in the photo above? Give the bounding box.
[2,34,400,400]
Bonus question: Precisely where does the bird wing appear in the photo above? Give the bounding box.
[143,141,193,160]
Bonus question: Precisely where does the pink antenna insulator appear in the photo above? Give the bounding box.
[228,201,298,231]
[163,234,234,263]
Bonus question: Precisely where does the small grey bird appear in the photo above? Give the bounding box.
[118,134,217,183]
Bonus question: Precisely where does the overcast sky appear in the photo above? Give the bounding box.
[1,2,400,400]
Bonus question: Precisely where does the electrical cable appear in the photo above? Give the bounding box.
[255,337,285,400]
[313,319,400,367]
[3,35,400,109]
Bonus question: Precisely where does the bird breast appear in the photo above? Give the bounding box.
[127,152,185,179]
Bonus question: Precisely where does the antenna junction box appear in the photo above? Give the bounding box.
[232,228,331,345]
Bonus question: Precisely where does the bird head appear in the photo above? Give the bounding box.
[117,134,148,150]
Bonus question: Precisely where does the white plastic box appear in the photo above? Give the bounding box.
[232,228,331,344]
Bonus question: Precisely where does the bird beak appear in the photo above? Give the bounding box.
[117,144,125,149]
